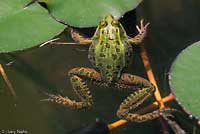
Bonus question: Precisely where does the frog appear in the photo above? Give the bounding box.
[43,15,174,122]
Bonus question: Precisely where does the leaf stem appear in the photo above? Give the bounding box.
[140,45,165,108]
[0,64,17,98]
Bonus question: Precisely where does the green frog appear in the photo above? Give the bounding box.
[44,15,174,122]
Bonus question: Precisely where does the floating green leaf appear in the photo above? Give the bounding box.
[44,0,142,27]
[0,0,65,53]
[170,42,200,118]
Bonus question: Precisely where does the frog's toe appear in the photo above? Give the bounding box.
[41,93,71,105]
[136,20,150,34]
[41,93,91,109]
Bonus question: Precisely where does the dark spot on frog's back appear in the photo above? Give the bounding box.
[106,65,112,69]
[106,43,110,48]
[112,54,117,60]
[116,48,120,53]
[100,53,105,57]
[116,41,121,45]
[105,71,109,75]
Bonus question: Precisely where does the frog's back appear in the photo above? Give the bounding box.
[88,37,132,82]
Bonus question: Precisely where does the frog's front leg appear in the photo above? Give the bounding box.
[43,67,101,109]
[117,73,175,122]
[71,29,92,45]
[128,19,150,45]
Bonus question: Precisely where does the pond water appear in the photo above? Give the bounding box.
[1,0,200,134]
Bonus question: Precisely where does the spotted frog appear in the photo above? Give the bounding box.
[44,15,174,122]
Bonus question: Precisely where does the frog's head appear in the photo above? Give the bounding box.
[104,15,115,25]
[97,14,122,40]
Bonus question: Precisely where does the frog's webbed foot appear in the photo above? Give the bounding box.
[42,75,93,109]
[136,19,150,35]
[117,105,177,122]
[42,67,101,109]
[128,19,150,45]
[41,93,88,109]
[116,73,177,122]
[71,29,92,45]
[117,88,177,122]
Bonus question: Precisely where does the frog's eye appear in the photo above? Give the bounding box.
[100,20,107,27]
[111,20,118,25]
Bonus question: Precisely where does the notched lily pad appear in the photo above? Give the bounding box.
[169,41,200,119]
[43,0,142,27]
[0,0,65,53]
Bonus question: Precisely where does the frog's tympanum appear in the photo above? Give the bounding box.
[44,15,174,122]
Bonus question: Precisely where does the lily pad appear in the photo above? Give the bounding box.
[169,42,200,119]
[44,0,142,27]
[0,0,65,53]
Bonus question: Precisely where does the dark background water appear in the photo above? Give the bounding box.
[0,0,200,133]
